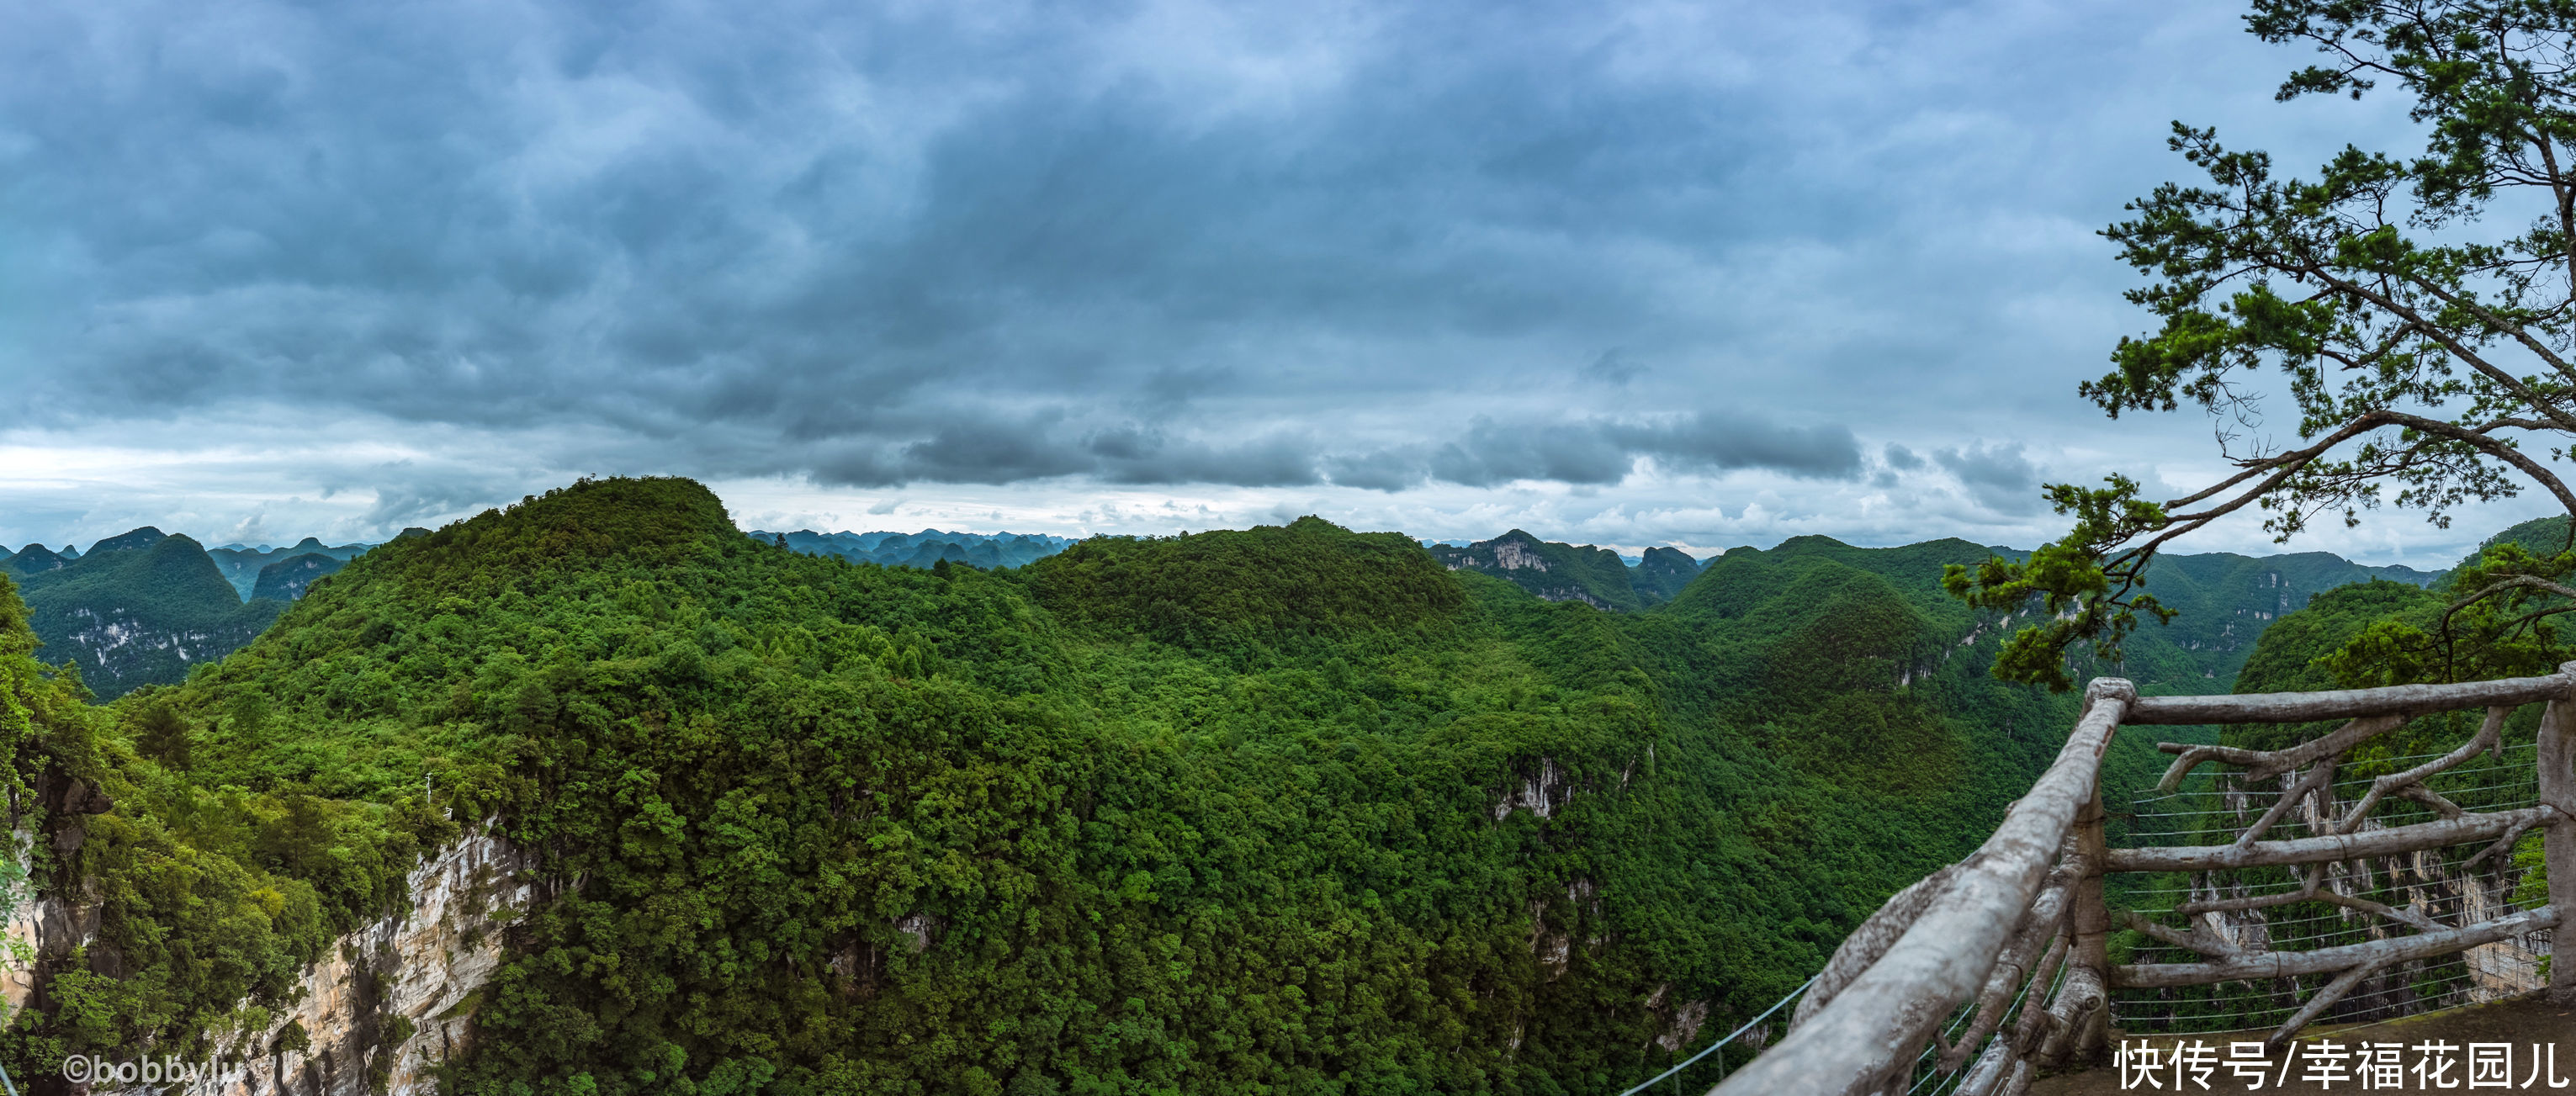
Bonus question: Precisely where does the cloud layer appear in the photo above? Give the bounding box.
[0,0,2540,563]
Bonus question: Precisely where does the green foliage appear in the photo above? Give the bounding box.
[1037,517,1468,645]
[1427,532,1646,612]
[2457,515,2576,572]
[1952,3,2576,688]
[9,532,284,699]
[1627,548,1702,607]
[3,479,2201,1093]
[1943,477,2176,691]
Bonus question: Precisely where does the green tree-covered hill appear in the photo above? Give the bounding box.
[2,544,70,577]
[0,479,2450,1093]
[755,528,1073,570]
[1428,530,1655,611]
[209,537,383,601]
[249,552,347,602]
[1628,547,1702,605]
[0,476,2191,1094]
[8,528,284,699]
[2115,551,2441,695]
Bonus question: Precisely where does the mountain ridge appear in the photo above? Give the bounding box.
[0,477,2127,1092]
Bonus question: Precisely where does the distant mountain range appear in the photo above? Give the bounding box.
[2,527,285,698]
[750,527,1077,569]
[0,517,2454,701]
[208,537,383,600]
[1424,529,2442,696]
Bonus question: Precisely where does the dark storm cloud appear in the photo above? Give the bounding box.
[0,0,2368,510]
[1608,412,1864,479]
[1580,348,1646,387]
[1332,411,1861,490]
[1936,442,2043,513]
[4,0,1741,440]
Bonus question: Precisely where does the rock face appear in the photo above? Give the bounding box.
[66,832,532,1096]
[3,772,117,1018]
[1428,531,1650,611]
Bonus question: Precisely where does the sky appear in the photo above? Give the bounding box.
[2,0,2561,565]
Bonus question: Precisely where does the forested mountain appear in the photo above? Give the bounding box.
[0,476,2199,1094]
[209,536,384,600]
[0,483,2476,1092]
[1428,528,1666,610]
[249,552,347,601]
[3,527,284,699]
[2,544,68,574]
[1630,546,1703,604]
[2108,550,2440,695]
[2463,513,2576,565]
[753,527,1075,570]
[1434,527,2434,699]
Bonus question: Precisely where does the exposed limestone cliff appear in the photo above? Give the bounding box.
[1428,532,1647,611]
[225,832,526,1096]
[32,832,531,1096]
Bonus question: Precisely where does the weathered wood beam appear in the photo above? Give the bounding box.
[2314,889,2437,932]
[1940,878,2073,1073]
[2036,965,2106,1069]
[2335,706,2505,834]
[2395,782,2466,819]
[2111,904,2559,988]
[2540,691,2576,1004]
[2068,786,2112,1065]
[1957,1040,2017,1096]
[2104,807,2560,872]
[2233,758,2336,848]
[2123,674,2569,727]
[2006,935,2069,1059]
[2118,908,2238,957]
[2156,714,2401,788]
[1714,680,2133,1096]
[1789,862,1961,1030]
[2265,960,2385,1051]
[1997,1060,2034,1096]
[2465,812,2545,866]
[2176,864,2323,918]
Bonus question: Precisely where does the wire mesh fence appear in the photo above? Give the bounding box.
[2108,733,2553,1038]
[1623,677,2573,1094]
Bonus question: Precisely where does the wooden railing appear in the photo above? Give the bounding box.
[1710,667,2576,1096]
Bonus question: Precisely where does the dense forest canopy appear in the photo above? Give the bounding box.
[0,475,2195,1094]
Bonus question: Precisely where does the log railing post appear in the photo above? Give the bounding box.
[2066,786,2112,1064]
[2542,669,2576,1005]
